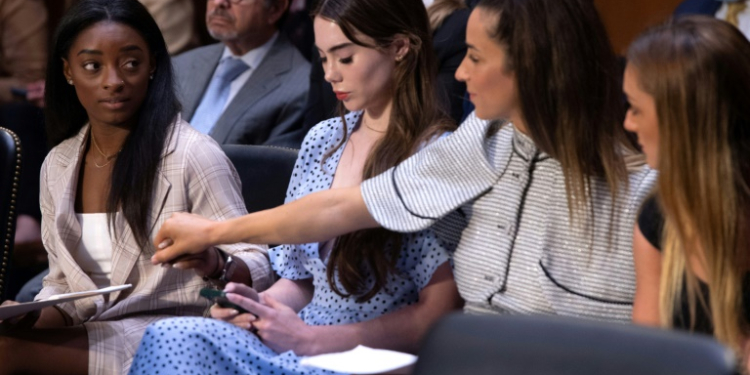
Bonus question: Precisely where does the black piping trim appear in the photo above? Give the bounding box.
[392,163,441,221]
[539,260,633,306]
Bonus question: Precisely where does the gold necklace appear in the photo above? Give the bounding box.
[90,131,121,169]
[362,118,386,133]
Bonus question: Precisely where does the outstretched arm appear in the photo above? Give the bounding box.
[152,186,379,265]
[152,113,499,265]
[298,262,461,355]
[223,262,461,356]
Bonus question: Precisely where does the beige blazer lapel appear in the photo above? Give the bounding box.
[107,212,138,303]
[50,126,104,314]
[52,139,83,264]
[147,117,180,234]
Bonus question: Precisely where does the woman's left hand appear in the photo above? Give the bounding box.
[225,292,316,355]
[152,212,218,265]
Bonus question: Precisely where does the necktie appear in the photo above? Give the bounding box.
[191,57,250,134]
[726,0,747,28]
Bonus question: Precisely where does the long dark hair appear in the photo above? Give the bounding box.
[477,0,636,215]
[314,0,454,302]
[44,0,181,247]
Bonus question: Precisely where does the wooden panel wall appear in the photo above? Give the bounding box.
[594,0,685,54]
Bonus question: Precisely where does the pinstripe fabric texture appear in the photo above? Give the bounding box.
[362,112,657,322]
[35,118,272,375]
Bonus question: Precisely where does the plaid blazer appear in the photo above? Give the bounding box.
[35,118,272,374]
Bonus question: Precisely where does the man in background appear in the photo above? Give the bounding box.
[174,0,310,148]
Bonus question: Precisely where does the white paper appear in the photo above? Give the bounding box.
[299,345,417,374]
[0,284,132,320]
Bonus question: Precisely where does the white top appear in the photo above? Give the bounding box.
[219,32,279,110]
[72,213,113,289]
[716,2,750,39]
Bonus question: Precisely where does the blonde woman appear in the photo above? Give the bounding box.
[626,15,750,365]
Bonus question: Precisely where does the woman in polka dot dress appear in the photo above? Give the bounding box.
[128,0,462,374]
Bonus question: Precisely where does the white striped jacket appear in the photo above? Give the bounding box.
[362,112,656,322]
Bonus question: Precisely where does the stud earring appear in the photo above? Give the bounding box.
[150,73,154,80]
[67,79,74,85]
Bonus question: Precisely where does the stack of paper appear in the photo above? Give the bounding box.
[300,345,417,374]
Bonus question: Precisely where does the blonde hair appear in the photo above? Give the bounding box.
[628,16,750,352]
[426,0,466,31]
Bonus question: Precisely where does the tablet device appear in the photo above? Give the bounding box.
[0,284,132,320]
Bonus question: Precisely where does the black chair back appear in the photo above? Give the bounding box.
[414,313,735,375]
[0,127,21,301]
[221,145,298,213]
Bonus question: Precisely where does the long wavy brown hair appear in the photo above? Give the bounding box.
[314,0,454,302]
[477,0,637,220]
[628,16,750,352]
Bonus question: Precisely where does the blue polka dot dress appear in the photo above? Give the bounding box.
[128,112,451,375]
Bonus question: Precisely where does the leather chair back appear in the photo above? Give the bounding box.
[414,313,736,375]
[221,145,298,213]
[0,127,21,301]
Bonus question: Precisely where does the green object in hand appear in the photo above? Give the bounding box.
[199,288,250,314]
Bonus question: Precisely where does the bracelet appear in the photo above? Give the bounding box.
[203,247,227,281]
[218,255,236,283]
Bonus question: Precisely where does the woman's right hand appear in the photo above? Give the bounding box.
[152,212,218,265]
[210,283,260,330]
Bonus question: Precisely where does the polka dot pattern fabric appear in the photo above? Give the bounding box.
[128,113,451,375]
[272,111,451,326]
[129,318,327,375]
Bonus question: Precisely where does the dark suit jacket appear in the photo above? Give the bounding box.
[173,34,311,148]
[674,0,721,16]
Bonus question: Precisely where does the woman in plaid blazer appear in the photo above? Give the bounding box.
[0,1,272,374]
